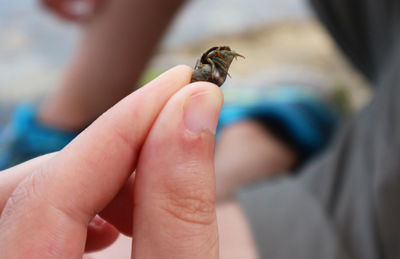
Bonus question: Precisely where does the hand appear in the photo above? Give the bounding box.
[0,65,223,258]
[41,0,102,22]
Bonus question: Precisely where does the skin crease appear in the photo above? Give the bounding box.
[0,121,297,259]
[0,67,223,258]
[0,66,280,259]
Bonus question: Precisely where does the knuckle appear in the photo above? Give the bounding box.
[10,168,45,205]
[2,168,46,219]
[3,165,88,226]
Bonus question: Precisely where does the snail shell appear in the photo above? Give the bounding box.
[191,46,244,87]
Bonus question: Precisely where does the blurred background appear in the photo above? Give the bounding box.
[0,1,373,257]
[0,0,370,125]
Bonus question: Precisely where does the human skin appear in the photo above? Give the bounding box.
[38,0,298,203]
[0,66,223,258]
[0,129,296,259]
[38,0,300,202]
[214,120,298,201]
[4,1,299,256]
[38,0,186,131]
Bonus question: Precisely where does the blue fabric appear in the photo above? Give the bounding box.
[217,85,340,162]
[0,104,79,170]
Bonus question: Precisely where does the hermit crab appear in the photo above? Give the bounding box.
[191,46,244,87]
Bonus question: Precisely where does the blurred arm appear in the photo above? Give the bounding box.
[39,0,186,130]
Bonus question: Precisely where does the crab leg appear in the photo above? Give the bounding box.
[212,57,231,77]
[207,58,216,79]
[229,51,245,59]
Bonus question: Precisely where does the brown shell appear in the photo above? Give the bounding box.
[191,46,244,87]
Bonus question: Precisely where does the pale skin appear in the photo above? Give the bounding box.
[38,0,185,130]
[38,0,299,191]
[37,0,298,201]
[0,67,297,258]
[1,0,299,257]
[1,66,223,258]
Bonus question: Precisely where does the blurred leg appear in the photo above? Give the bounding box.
[38,0,185,130]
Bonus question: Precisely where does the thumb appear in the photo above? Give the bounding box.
[133,82,223,258]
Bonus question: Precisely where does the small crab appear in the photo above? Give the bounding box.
[191,46,244,87]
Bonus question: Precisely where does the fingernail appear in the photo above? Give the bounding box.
[184,89,222,134]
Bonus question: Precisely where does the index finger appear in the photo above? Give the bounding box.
[0,65,193,258]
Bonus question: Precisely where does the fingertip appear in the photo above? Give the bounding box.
[144,65,193,90]
[187,81,224,103]
[85,216,120,252]
[186,81,225,108]
[183,83,224,135]
[171,64,194,76]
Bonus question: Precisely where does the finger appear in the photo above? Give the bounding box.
[0,153,55,213]
[0,155,119,252]
[0,155,120,251]
[0,133,132,236]
[98,174,135,236]
[132,82,223,258]
[85,215,119,252]
[0,65,192,258]
[0,131,134,236]
[41,0,99,22]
